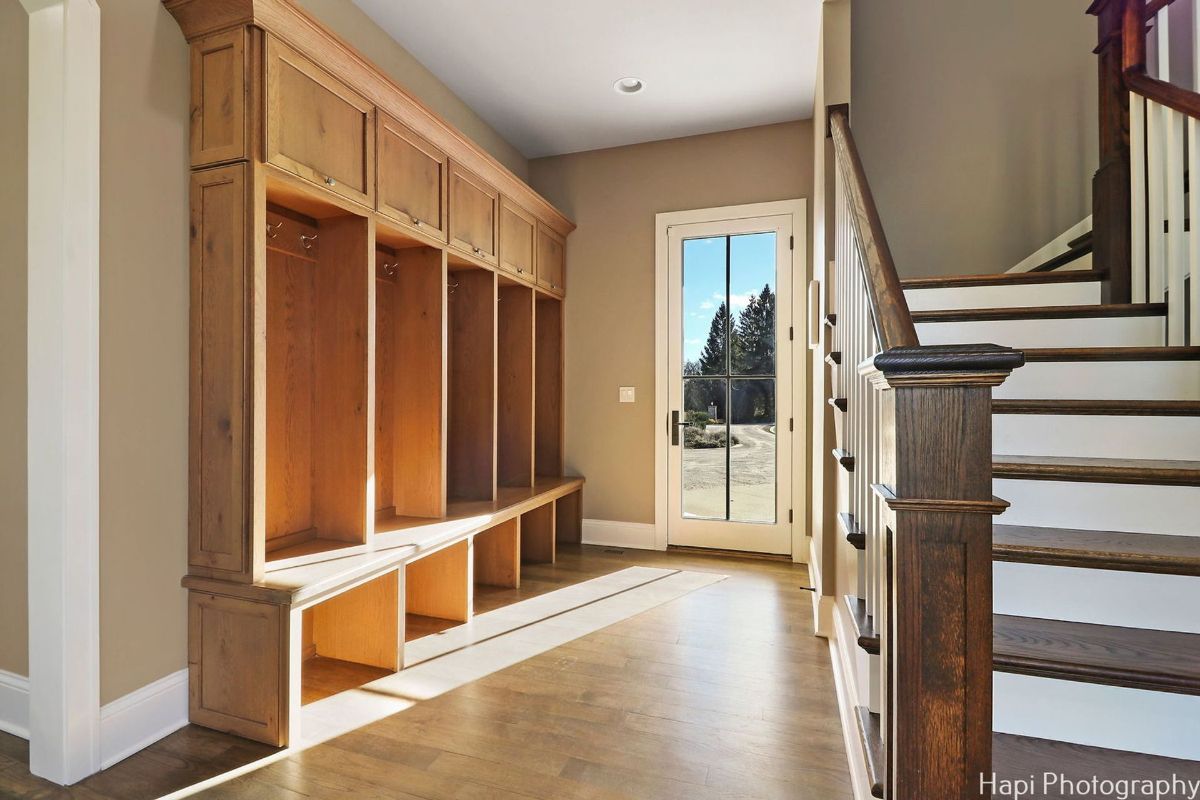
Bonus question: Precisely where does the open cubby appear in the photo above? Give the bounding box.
[374,241,446,522]
[447,265,497,501]
[265,203,369,563]
[301,570,400,705]
[535,297,563,477]
[497,280,535,488]
[520,502,556,564]
[555,489,582,545]
[405,540,472,641]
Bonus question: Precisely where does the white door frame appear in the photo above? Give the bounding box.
[22,0,102,784]
[654,199,808,562]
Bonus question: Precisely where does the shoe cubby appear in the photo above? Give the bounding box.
[405,540,472,641]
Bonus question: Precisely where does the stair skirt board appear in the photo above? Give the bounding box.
[997,361,1200,401]
[915,315,1165,349]
[903,280,1101,312]
[995,480,1199,536]
[994,561,1200,634]
[994,414,1200,461]
[995,672,1200,762]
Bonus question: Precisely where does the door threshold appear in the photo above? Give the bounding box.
[666,544,793,563]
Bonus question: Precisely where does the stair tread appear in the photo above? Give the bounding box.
[912,303,1165,322]
[856,709,1200,799]
[994,524,1200,575]
[994,614,1200,694]
[1023,346,1200,361]
[849,609,1200,693]
[994,454,1200,486]
[993,399,1200,416]
[901,268,1106,290]
[837,513,864,550]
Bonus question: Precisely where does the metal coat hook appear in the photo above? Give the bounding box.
[447,278,459,296]
[380,262,398,278]
[266,220,284,238]
[300,233,318,250]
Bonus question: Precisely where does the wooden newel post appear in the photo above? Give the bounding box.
[869,345,1024,800]
[1089,0,1133,304]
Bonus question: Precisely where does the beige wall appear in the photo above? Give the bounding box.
[0,0,28,679]
[296,0,529,180]
[529,121,814,524]
[92,0,532,705]
[851,0,1097,278]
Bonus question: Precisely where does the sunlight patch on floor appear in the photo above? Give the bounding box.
[158,566,726,800]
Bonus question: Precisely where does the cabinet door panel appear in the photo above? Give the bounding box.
[190,29,246,166]
[536,222,566,295]
[266,36,375,207]
[377,114,448,241]
[448,162,498,265]
[498,197,535,280]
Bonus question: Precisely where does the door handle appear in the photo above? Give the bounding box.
[671,410,690,446]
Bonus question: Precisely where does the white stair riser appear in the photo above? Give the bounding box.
[997,361,1200,401]
[994,561,1200,633]
[994,673,1200,761]
[995,479,1200,536]
[994,414,1200,460]
[916,315,1164,349]
[904,280,1101,312]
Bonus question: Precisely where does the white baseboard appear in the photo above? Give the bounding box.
[582,518,658,550]
[828,615,874,800]
[1007,215,1092,273]
[99,668,188,770]
[0,669,30,739]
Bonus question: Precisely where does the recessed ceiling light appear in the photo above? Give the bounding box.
[613,77,645,95]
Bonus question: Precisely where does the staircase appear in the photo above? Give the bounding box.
[839,264,1200,798]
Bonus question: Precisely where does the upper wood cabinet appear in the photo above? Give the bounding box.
[377,114,448,241]
[265,36,376,208]
[536,222,566,296]
[448,162,499,266]
[189,29,247,167]
[498,197,536,281]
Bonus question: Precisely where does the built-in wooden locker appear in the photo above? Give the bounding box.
[447,268,496,501]
[535,297,564,477]
[497,282,535,487]
[536,221,565,295]
[265,207,370,562]
[375,243,447,521]
[498,197,536,281]
[376,113,448,241]
[448,162,499,266]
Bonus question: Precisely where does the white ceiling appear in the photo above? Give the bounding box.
[352,0,822,159]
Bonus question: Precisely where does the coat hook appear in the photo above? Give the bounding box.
[447,278,459,296]
[300,233,318,250]
[266,220,283,238]
[381,262,397,278]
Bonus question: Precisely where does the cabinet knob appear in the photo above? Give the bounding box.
[473,247,482,255]
[323,176,336,187]
[413,219,423,227]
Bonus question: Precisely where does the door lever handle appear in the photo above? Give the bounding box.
[671,410,690,446]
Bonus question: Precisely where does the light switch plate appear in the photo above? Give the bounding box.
[618,386,636,403]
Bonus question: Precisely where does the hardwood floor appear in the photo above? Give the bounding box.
[0,545,851,800]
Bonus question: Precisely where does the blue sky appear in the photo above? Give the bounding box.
[682,232,776,364]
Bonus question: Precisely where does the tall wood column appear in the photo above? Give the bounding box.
[870,344,1023,800]
[1089,0,1133,303]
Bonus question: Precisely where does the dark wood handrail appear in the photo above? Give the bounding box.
[1123,0,1200,118]
[827,106,920,351]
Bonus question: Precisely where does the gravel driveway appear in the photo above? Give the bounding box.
[682,423,776,522]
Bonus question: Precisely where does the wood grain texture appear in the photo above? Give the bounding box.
[189,165,254,580]
[993,399,1200,415]
[901,268,1108,290]
[535,298,564,477]
[520,502,555,564]
[447,268,496,501]
[1089,0,1132,302]
[497,285,535,488]
[374,247,397,513]
[1022,346,1200,361]
[473,518,520,589]
[993,523,1200,575]
[310,569,400,671]
[189,29,246,167]
[448,162,499,266]
[376,112,448,242]
[265,35,375,207]
[498,197,536,281]
[406,539,471,622]
[535,221,566,296]
[555,489,582,544]
[854,706,884,798]
[993,455,1200,486]
[827,106,919,350]
[912,302,1165,323]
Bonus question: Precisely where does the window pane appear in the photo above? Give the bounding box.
[730,378,776,524]
[682,236,728,376]
[682,377,727,520]
[729,232,776,376]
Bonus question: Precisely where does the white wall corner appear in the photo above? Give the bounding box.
[22,0,102,784]
[99,669,189,771]
[0,670,31,739]
[582,519,659,550]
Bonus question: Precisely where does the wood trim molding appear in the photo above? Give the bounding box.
[871,485,1011,516]
[161,0,575,237]
[21,0,102,784]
